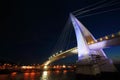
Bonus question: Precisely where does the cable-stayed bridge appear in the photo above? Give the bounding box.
[43,0,120,75]
[43,14,120,75]
[44,31,120,66]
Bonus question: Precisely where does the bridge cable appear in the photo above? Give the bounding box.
[74,0,119,16]
[72,0,107,14]
[77,7,120,19]
[59,18,72,51]
[50,17,77,56]
[74,0,118,16]
[51,18,72,54]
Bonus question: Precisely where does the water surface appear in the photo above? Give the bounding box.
[0,70,119,80]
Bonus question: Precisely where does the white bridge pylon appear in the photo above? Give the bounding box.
[70,14,107,60]
[70,14,117,75]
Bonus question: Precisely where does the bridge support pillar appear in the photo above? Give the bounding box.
[76,63,100,75]
[76,55,117,75]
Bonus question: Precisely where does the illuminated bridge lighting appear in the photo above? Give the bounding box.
[53,54,55,57]
[105,36,109,39]
[111,34,115,38]
[118,31,120,35]
[95,40,97,42]
[49,56,52,60]
[56,52,58,55]
[90,41,94,44]
[60,50,62,53]
[87,42,90,45]
[100,38,103,41]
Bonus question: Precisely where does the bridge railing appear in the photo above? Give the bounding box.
[48,47,77,60]
[88,31,120,45]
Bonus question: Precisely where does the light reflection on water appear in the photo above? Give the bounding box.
[40,70,74,80]
[0,74,8,80]
[0,70,76,80]
[40,71,48,80]
[0,70,119,80]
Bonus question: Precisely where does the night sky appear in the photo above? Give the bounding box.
[1,0,120,64]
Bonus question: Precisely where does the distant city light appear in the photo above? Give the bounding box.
[62,65,66,68]
[21,66,33,69]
